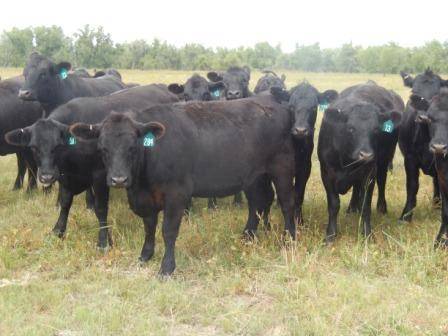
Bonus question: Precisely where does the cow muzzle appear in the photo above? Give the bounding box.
[430,143,448,157]
[110,176,129,188]
[415,114,430,124]
[18,89,36,101]
[226,91,241,100]
[358,151,374,162]
[39,173,57,187]
[291,127,310,138]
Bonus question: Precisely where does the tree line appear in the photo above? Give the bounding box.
[0,25,447,73]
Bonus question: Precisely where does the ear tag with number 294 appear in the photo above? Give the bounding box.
[143,132,155,147]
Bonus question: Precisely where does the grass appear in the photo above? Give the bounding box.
[1,68,448,335]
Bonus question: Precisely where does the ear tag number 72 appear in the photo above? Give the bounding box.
[382,120,394,133]
[143,132,155,147]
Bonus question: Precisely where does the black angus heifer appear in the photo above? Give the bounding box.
[207,66,252,100]
[254,70,286,94]
[398,69,448,221]
[0,76,43,191]
[340,82,404,214]
[270,82,338,225]
[168,74,224,102]
[19,52,126,208]
[5,84,179,248]
[423,88,448,247]
[318,83,402,242]
[168,74,225,209]
[70,95,296,275]
[207,66,252,205]
[19,52,126,114]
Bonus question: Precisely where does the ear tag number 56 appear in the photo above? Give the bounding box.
[143,132,155,147]
[382,120,394,133]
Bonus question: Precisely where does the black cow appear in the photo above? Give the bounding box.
[71,68,91,78]
[168,74,224,102]
[18,52,126,114]
[207,66,252,100]
[318,83,402,242]
[422,88,448,247]
[254,70,286,94]
[398,69,448,221]
[270,82,338,224]
[70,95,296,275]
[0,76,43,191]
[5,84,179,248]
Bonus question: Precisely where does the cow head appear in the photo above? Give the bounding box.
[426,88,448,157]
[168,74,224,101]
[271,83,338,139]
[5,119,72,186]
[207,66,251,100]
[325,103,402,164]
[254,71,286,94]
[400,68,448,102]
[70,113,165,188]
[19,52,72,104]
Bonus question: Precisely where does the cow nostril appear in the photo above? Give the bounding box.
[295,127,308,136]
[359,151,374,161]
[40,174,54,182]
[111,176,128,185]
[430,143,448,154]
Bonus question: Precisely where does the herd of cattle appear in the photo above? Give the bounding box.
[1,51,448,276]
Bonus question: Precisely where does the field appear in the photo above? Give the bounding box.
[1,68,448,336]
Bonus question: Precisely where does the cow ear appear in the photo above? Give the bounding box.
[270,87,290,102]
[5,127,31,147]
[380,110,402,126]
[207,71,223,83]
[400,71,414,88]
[138,122,166,140]
[53,61,72,76]
[168,83,184,94]
[318,90,338,104]
[325,108,348,123]
[69,123,100,141]
[243,66,251,80]
[410,94,430,111]
[93,70,106,78]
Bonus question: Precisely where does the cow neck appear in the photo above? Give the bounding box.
[44,77,75,114]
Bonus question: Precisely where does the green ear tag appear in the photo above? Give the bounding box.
[143,132,155,147]
[67,135,76,146]
[211,89,221,98]
[59,68,68,80]
[382,120,394,133]
[318,100,329,112]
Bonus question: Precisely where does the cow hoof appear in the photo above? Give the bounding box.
[434,237,448,249]
[52,228,65,239]
[346,206,360,214]
[242,229,257,241]
[139,252,154,263]
[324,234,336,245]
[96,245,110,253]
[433,198,442,209]
[377,204,387,214]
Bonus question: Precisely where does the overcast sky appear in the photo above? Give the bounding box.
[2,0,447,52]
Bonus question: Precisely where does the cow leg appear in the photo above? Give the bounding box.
[23,152,38,192]
[271,172,296,239]
[360,175,375,238]
[233,192,243,206]
[321,169,340,243]
[243,175,274,237]
[85,187,95,210]
[400,157,419,221]
[13,153,26,190]
[139,209,159,262]
[207,197,218,209]
[295,152,312,225]
[347,182,361,214]
[52,184,73,238]
[92,180,111,249]
[435,189,448,248]
[433,176,441,207]
[376,158,389,214]
[159,195,187,276]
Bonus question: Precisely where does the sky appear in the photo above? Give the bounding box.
[1,0,447,52]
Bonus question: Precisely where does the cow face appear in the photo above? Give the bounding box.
[69,114,165,188]
[427,89,448,157]
[5,119,71,186]
[325,104,401,164]
[19,52,71,103]
[168,74,224,101]
[254,71,286,94]
[207,66,251,100]
[401,69,448,102]
[271,84,338,139]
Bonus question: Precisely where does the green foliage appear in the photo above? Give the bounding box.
[0,25,447,73]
